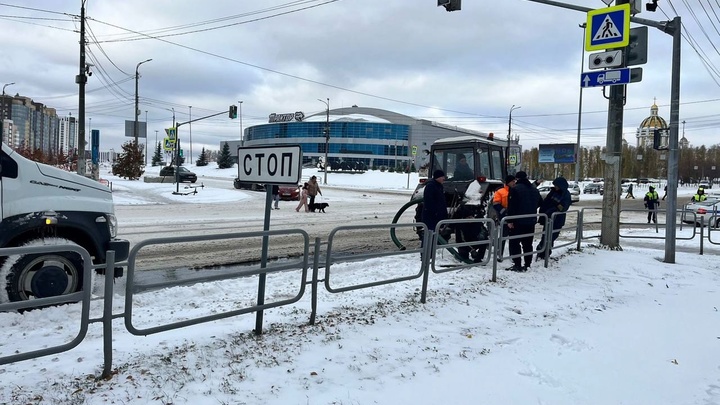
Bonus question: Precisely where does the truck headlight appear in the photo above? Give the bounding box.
[108,214,118,238]
[96,214,118,238]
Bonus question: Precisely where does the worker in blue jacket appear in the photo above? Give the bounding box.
[536,177,572,261]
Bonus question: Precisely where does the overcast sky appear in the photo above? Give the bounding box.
[2,0,718,156]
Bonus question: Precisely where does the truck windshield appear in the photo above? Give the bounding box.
[432,148,475,181]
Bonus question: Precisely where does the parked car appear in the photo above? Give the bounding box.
[583,183,603,195]
[536,182,579,203]
[159,166,197,183]
[699,182,712,190]
[279,184,300,200]
[233,178,265,191]
[568,182,581,203]
[682,198,720,227]
[537,186,553,200]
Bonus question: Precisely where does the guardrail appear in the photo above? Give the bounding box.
[1,207,716,378]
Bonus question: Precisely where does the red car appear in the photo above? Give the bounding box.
[279,184,300,200]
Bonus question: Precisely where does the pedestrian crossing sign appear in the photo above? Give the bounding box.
[585,4,630,51]
[163,137,175,151]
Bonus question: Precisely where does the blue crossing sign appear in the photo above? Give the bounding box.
[580,68,631,88]
[585,4,630,51]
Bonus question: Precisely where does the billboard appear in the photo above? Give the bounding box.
[124,120,147,138]
[538,143,576,164]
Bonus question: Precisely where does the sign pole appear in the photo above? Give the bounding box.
[599,0,629,249]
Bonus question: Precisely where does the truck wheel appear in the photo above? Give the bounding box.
[5,251,83,302]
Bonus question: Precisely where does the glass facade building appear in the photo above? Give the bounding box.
[246,120,409,167]
[227,106,493,170]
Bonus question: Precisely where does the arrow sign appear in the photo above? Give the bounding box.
[580,68,631,88]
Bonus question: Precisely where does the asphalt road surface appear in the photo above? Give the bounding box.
[114,181,676,275]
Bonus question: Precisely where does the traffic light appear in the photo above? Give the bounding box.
[229,105,238,119]
[438,0,461,11]
[627,26,648,66]
[653,129,666,150]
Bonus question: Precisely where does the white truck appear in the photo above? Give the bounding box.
[0,142,129,303]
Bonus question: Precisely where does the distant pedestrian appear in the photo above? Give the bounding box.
[295,183,309,212]
[662,185,667,201]
[421,170,448,239]
[493,174,516,260]
[536,177,572,261]
[625,183,635,199]
[307,175,322,206]
[506,171,541,272]
[272,185,280,209]
[644,186,660,224]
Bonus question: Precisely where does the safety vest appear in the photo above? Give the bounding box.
[645,191,658,201]
[693,193,708,202]
[493,185,510,209]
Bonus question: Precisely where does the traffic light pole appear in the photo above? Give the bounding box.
[172,110,229,194]
[519,0,682,260]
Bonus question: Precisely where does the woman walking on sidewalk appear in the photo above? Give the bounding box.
[295,183,309,212]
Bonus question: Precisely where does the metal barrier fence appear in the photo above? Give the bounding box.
[0,207,716,377]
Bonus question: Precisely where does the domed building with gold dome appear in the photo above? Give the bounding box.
[634,100,690,149]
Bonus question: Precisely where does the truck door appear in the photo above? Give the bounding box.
[0,156,3,221]
[0,147,19,222]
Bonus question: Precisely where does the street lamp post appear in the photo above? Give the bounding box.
[134,59,152,146]
[575,23,586,184]
[2,82,15,142]
[238,101,243,146]
[171,107,175,164]
[188,105,192,162]
[154,129,158,164]
[145,110,148,165]
[507,105,521,173]
[318,98,330,185]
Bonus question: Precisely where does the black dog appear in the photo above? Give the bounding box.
[309,202,329,213]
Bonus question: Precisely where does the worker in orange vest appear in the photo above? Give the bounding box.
[493,174,516,260]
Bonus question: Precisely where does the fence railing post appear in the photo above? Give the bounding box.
[102,250,116,379]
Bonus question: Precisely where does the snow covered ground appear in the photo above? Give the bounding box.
[1,163,719,405]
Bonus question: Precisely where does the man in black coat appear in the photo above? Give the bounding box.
[422,170,448,236]
[506,171,541,271]
[536,177,572,261]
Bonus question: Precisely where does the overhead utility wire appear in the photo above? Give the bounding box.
[89,17,493,120]
[0,2,69,15]
[86,21,130,76]
[94,0,339,43]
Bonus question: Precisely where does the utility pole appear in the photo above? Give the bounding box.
[599,0,629,248]
[76,1,87,176]
[507,105,520,173]
[663,16,682,263]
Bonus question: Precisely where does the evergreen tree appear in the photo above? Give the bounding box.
[217,142,233,169]
[112,141,145,180]
[196,147,208,167]
[151,142,163,166]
